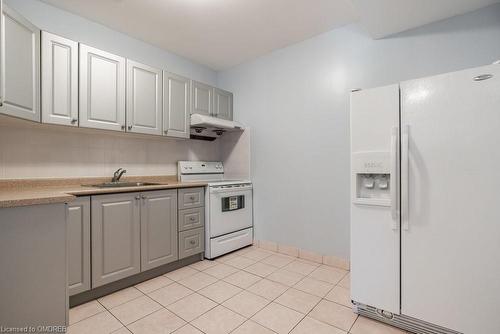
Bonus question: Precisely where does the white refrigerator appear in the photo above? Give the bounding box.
[350,63,500,334]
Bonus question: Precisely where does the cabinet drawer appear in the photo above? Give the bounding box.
[179,207,205,232]
[178,187,204,209]
[179,228,204,259]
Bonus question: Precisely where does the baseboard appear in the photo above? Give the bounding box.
[255,239,350,271]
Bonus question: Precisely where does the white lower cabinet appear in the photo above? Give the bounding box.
[90,190,180,288]
[140,190,178,271]
[179,227,204,259]
[0,5,40,122]
[91,192,141,288]
[67,197,91,296]
[69,188,204,293]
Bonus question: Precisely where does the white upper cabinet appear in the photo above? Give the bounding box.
[41,32,78,126]
[191,80,212,116]
[213,88,233,120]
[163,71,190,138]
[126,60,162,135]
[191,81,234,121]
[0,5,40,122]
[79,44,126,132]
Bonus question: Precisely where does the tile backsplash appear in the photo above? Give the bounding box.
[0,118,220,179]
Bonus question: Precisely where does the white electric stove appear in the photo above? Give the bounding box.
[178,161,253,259]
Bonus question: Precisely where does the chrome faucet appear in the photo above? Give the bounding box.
[111,168,127,183]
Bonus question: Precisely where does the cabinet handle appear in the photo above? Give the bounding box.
[189,240,196,245]
[71,118,77,124]
[121,125,125,130]
[128,125,133,130]
[189,196,195,201]
[135,196,141,200]
[141,195,146,199]
[190,217,196,221]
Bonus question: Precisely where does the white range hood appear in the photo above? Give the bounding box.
[190,114,244,140]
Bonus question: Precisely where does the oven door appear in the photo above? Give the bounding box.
[209,184,253,238]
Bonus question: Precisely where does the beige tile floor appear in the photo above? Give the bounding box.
[67,246,410,334]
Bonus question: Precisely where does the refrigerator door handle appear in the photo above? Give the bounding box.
[390,126,399,229]
[401,125,410,230]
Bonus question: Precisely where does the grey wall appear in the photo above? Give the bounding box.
[217,4,500,259]
[6,0,217,84]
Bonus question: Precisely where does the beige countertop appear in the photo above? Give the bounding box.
[0,175,207,208]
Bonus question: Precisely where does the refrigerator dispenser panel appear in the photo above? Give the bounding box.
[352,151,391,206]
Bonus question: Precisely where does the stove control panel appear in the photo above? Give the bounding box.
[178,161,224,175]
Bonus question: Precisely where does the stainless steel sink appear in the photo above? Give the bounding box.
[84,182,162,188]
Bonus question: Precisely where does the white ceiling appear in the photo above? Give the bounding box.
[41,0,500,70]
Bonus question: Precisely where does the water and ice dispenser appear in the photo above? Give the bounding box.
[352,151,392,206]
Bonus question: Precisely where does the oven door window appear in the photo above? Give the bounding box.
[221,195,245,212]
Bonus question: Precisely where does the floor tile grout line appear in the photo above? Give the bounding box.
[227,317,279,334]
[189,304,248,333]
[101,304,130,333]
[171,303,218,328]
[196,280,244,305]
[148,287,197,309]
[347,316,360,334]
[134,277,176,295]
[183,301,232,332]
[124,306,187,332]
[67,307,108,327]
[97,286,146,311]
[106,293,165,330]
[289,293,354,334]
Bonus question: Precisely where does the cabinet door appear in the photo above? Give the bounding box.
[79,44,125,132]
[0,5,40,122]
[213,88,233,120]
[41,32,78,126]
[191,80,212,116]
[91,192,141,287]
[140,190,178,271]
[163,71,190,138]
[67,197,90,296]
[126,60,162,135]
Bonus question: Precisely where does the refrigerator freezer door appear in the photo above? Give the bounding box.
[350,84,400,314]
[401,64,500,333]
